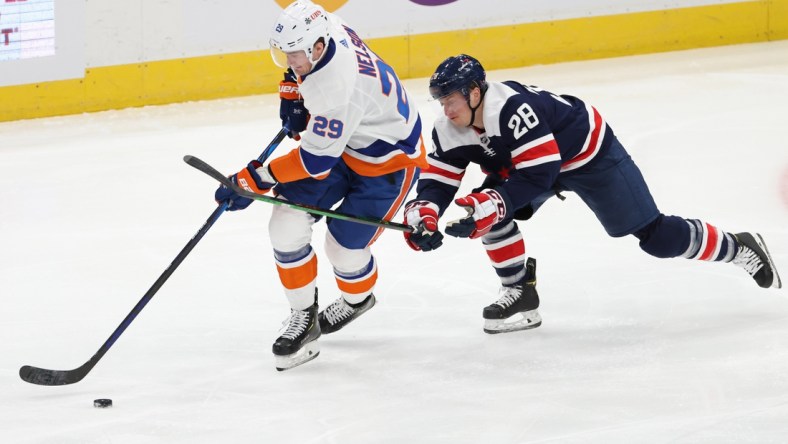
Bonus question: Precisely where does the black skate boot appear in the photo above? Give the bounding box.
[732,233,782,289]
[483,257,542,334]
[318,294,376,334]
[273,297,322,371]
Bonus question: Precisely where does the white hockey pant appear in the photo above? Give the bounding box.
[269,204,376,309]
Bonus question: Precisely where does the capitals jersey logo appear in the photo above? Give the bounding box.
[479,133,495,157]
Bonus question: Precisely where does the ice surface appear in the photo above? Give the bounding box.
[1,41,787,443]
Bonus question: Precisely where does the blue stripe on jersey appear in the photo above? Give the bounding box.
[352,116,422,158]
[301,148,340,176]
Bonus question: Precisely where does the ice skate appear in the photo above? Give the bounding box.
[318,294,376,334]
[732,233,782,289]
[273,301,322,371]
[483,257,542,334]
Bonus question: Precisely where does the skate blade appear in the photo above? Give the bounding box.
[275,341,320,372]
[483,310,542,334]
[755,234,782,289]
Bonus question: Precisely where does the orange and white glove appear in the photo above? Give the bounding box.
[235,160,276,195]
[214,160,276,211]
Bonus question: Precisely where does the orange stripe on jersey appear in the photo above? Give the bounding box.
[342,135,428,177]
[367,165,417,247]
[268,148,329,184]
[336,268,378,295]
[276,254,318,290]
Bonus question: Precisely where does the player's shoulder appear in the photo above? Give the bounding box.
[432,115,479,154]
[299,37,355,113]
[481,81,533,136]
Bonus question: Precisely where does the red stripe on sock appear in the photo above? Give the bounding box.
[698,223,719,261]
[486,240,525,264]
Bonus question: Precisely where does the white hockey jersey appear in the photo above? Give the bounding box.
[269,14,427,182]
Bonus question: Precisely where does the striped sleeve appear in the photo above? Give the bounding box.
[414,134,471,214]
[420,156,466,188]
[510,134,561,170]
[559,104,606,172]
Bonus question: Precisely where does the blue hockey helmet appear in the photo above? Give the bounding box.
[429,54,487,100]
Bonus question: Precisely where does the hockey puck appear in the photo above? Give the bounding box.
[93,399,112,408]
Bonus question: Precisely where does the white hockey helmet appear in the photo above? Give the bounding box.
[269,1,331,69]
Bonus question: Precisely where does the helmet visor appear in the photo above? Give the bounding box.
[270,46,290,69]
[429,85,450,100]
[270,45,314,72]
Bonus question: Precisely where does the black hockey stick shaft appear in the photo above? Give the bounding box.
[19,128,289,386]
[183,155,417,233]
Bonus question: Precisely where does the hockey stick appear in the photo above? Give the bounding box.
[184,155,417,233]
[19,128,289,386]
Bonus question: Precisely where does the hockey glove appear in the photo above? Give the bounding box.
[403,200,444,251]
[214,160,276,211]
[279,69,309,139]
[472,174,534,220]
[445,189,508,239]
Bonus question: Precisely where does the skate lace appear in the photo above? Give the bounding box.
[732,245,764,276]
[324,299,355,325]
[494,286,522,309]
[280,309,310,340]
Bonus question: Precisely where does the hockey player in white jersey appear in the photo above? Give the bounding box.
[214,0,427,370]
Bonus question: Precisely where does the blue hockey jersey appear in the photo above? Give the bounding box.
[417,80,615,215]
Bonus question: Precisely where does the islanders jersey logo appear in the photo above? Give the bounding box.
[274,0,348,11]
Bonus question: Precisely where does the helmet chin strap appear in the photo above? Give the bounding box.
[465,86,486,128]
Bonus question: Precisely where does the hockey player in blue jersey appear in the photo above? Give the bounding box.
[403,54,782,334]
[214,1,427,370]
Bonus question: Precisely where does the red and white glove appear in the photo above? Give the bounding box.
[445,189,508,239]
[403,200,443,251]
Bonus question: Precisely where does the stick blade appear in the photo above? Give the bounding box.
[183,155,232,186]
[20,364,87,386]
[183,155,258,199]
